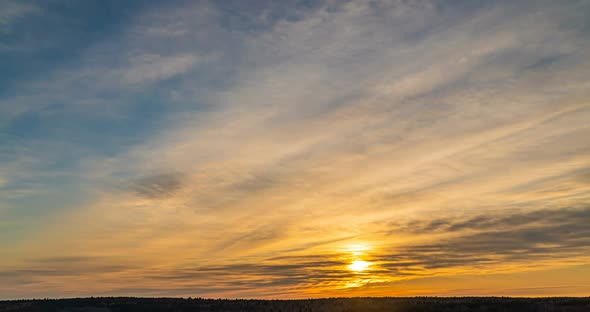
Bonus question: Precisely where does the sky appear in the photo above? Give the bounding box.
[1,0,590,299]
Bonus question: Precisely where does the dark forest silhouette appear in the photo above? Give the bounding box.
[1,297,589,312]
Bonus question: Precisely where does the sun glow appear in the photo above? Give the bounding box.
[345,243,372,256]
[349,260,370,272]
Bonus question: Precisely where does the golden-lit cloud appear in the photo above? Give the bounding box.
[1,0,589,299]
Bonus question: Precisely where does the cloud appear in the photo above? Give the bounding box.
[387,207,590,234]
[129,172,184,199]
[377,208,590,273]
[0,256,133,289]
[36,206,585,296]
[1,0,590,298]
[0,1,39,31]
[123,53,203,84]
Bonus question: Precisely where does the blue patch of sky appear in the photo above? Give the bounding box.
[214,0,323,33]
[0,0,324,164]
[0,0,154,94]
[2,90,190,156]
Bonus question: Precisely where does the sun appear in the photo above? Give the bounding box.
[349,260,370,272]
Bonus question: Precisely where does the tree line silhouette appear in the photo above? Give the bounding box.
[1,297,590,312]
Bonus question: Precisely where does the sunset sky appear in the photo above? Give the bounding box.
[1,0,590,299]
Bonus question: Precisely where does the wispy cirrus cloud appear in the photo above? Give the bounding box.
[123,53,203,84]
[1,0,589,299]
[0,1,40,32]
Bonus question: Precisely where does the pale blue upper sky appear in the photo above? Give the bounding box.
[1,0,590,299]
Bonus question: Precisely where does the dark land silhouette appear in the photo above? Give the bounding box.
[1,297,589,312]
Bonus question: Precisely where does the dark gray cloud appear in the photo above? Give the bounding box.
[136,259,357,293]
[129,172,184,199]
[148,260,349,280]
[0,256,133,286]
[387,207,590,234]
[378,207,590,272]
